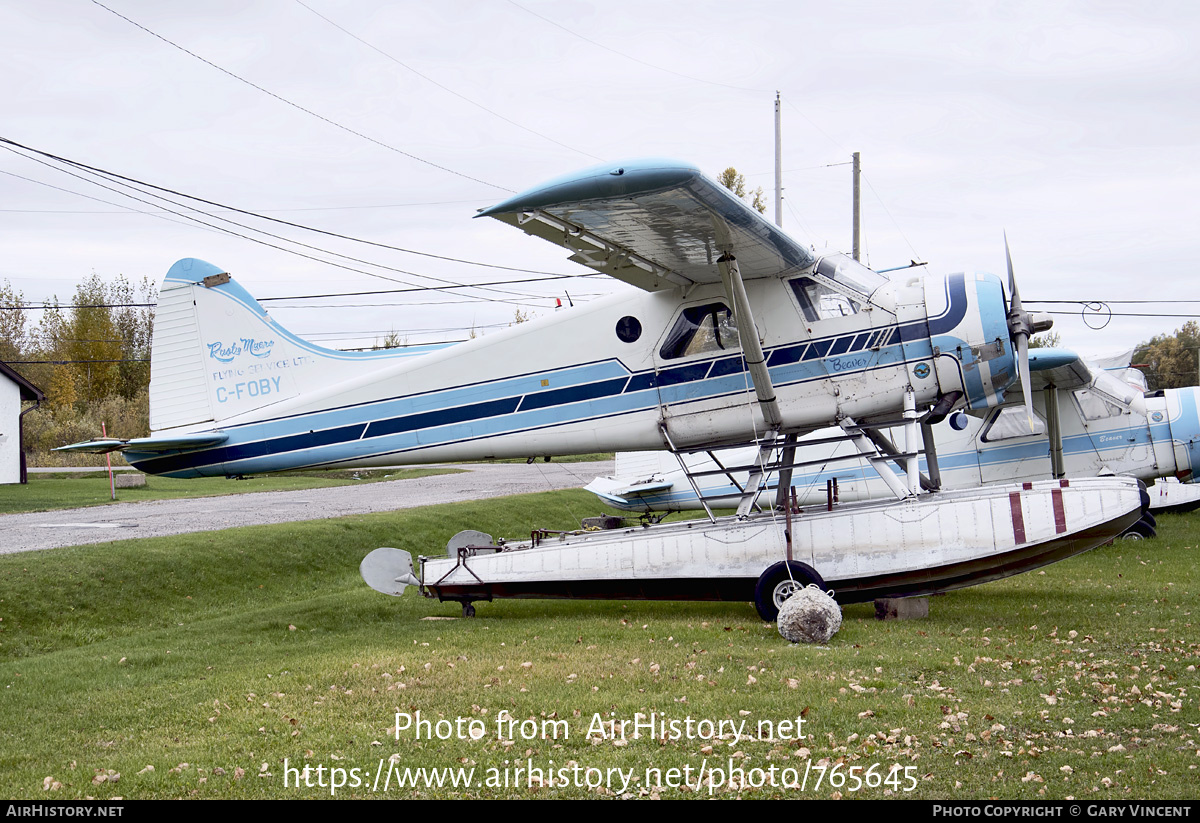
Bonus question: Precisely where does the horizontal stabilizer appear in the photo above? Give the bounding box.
[583,475,675,511]
[55,432,230,455]
[53,439,127,455]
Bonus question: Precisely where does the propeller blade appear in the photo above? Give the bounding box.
[1005,232,1023,315]
[1004,233,1036,429]
[1017,331,1034,430]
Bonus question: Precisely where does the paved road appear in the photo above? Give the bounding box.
[0,461,613,554]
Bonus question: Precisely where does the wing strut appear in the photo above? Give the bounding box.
[716,253,787,517]
[1045,386,1065,479]
[717,254,783,431]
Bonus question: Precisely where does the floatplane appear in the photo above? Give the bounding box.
[60,160,1145,619]
[587,352,1200,536]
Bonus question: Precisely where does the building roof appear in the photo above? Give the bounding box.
[0,361,44,402]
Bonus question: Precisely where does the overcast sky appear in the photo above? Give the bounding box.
[2,0,1197,358]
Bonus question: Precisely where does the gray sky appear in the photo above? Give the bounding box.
[2,0,1197,357]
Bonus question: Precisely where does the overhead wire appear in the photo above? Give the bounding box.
[504,0,772,95]
[293,0,605,163]
[89,0,513,193]
[0,197,487,215]
[0,139,607,307]
[1,141,536,304]
[0,136,584,279]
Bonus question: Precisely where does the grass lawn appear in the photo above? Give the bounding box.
[0,468,460,515]
[0,492,1195,799]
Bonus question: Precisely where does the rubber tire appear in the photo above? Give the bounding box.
[1120,519,1156,541]
[1140,511,1157,531]
[754,561,826,622]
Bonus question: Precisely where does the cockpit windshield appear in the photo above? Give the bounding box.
[814,254,888,298]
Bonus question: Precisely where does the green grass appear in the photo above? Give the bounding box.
[0,468,460,515]
[0,495,1196,799]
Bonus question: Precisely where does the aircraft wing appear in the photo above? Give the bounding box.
[55,432,230,455]
[1027,348,1093,392]
[478,159,816,292]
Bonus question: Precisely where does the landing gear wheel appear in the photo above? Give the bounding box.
[461,602,476,618]
[754,561,826,622]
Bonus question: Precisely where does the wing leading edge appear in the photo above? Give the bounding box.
[478,159,816,292]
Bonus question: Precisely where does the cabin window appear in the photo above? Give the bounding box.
[981,406,1046,441]
[615,315,642,343]
[1073,388,1124,421]
[789,277,861,322]
[659,302,738,359]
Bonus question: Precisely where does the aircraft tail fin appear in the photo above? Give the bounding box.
[148,259,442,433]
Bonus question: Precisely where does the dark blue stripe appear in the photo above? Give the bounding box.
[767,344,805,366]
[518,377,630,412]
[132,422,368,475]
[805,339,832,360]
[709,355,746,377]
[928,273,968,334]
[625,372,657,392]
[365,397,520,438]
[655,363,712,387]
[827,336,852,357]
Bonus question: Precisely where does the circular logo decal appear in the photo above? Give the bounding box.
[913,363,930,379]
[1151,411,1164,422]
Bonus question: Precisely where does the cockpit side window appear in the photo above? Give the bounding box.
[1073,388,1125,421]
[981,406,1046,441]
[659,303,739,360]
[789,277,861,322]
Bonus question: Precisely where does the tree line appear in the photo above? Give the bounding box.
[2,275,155,465]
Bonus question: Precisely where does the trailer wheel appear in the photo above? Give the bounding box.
[754,561,826,622]
[1120,517,1156,541]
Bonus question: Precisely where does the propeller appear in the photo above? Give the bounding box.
[1004,234,1054,430]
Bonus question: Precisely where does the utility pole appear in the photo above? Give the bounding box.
[774,91,783,228]
[851,151,861,261]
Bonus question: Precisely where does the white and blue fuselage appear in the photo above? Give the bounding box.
[120,257,1015,479]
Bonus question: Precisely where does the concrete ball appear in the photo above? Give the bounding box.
[777,585,842,644]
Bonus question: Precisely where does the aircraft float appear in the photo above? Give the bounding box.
[587,353,1200,537]
[60,159,1146,619]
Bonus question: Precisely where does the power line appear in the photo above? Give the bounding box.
[0,140,600,307]
[294,0,604,163]
[1030,299,1200,305]
[505,0,771,94]
[0,197,486,215]
[90,0,513,193]
[0,136,574,279]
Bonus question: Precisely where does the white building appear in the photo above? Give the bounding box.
[1,361,43,484]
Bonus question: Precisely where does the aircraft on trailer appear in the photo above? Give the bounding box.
[586,352,1200,534]
[59,159,1146,619]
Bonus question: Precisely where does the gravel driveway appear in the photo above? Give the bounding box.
[0,461,613,554]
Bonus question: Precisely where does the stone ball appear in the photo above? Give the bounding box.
[777,585,842,644]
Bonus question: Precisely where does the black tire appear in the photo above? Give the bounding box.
[1140,511,1157,531]
[754,561,826,622]
[1120,519,1156,541]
